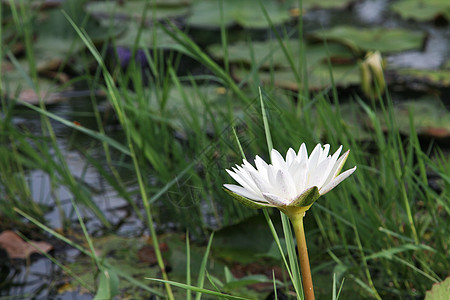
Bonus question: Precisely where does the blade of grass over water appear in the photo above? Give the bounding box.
[63,11,176,299]
[158,21,250,105]
[145,279,251,300]
[195,233,215,300]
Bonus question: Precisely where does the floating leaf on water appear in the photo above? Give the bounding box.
[208,39,359,90]
[298,0,356,10]
[208,40,354,69]
[108,21,175,49]
[232,62,360,91]
[309,26,426,55]
[186,0,293,29]
[394,68,450,89]
[0,230,53,259]
[425,276,450,300]
[376,96,450,139]
[390,0,450,23]
[2,61,71,105]
[85,0,189,21]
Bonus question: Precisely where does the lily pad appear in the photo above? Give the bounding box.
[377,96,450,139]
[209,40,359,90]
[390,0,450,22]
[85,0,189,21]
[300,0,356,10]
[425,276,450,300]
[394,68,450,88]
[107,21,175,49]
[2,61,71,105]
[208,39,354,69]
[232,63,360,91]
[186,0,293,29]
[309,26,426,55]
[31,0,122,72]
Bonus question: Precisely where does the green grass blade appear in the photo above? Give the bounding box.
[146,279,251,300]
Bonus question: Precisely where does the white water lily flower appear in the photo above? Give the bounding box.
[224,143,356,211]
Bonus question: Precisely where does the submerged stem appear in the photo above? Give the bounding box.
[289,212,315,300]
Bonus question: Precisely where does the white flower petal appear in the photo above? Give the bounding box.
[242,159,258,174]
[293,161,308,194]
[224,184,267,202]
[323,145,343,178]
[254,155,269,181]
[322,149,350,187]
[271,148,286,170]
[263,192,289,206]
[319,166,356,195]
[286,148,297,165]
[266,165,278,193]
[298,143,308,162]
[248,169,270,194]
[308,143,322,168]
[318,144,330,163]
[307,157,331,188]
[275,169,297,200]
[226,168,260,196]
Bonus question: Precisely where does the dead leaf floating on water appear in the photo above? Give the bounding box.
[16,89,65,105]
[0,230,53,259]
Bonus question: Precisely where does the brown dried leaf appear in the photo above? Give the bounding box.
[0,230,53,259]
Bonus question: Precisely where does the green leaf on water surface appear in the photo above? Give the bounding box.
[299,0,357,10]
[232,62,360,91]
[394,68,450,88]
[93,268,120,300]
[390,0,450,22]
[257,239,288,260]
[186,0,293,29]
[208,40,354,70]
[376,96,450,139]
[107,20,175,49]
[208,40,360,90]
[85,0,189,21]
[223,266,282,290]
[7,0,122,74]
[2,60,70,105]
[425,276,450,300]
[309,26,426,54]
[212,215,284,264]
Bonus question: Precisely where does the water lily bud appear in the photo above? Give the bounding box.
[360,51,386,98]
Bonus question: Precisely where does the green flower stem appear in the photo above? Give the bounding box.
[289,210,315,300]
